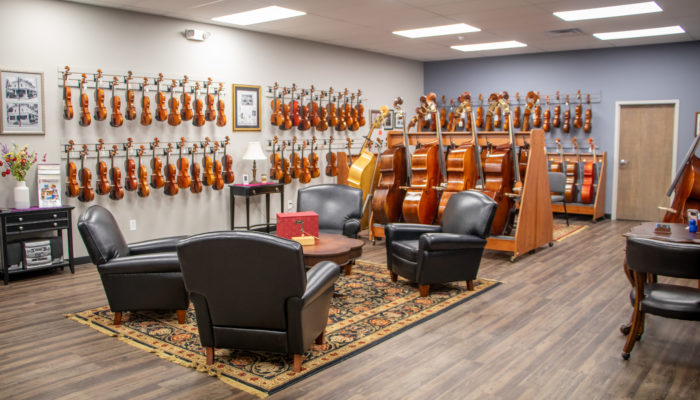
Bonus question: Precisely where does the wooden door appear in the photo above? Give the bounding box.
[616,104,675,221]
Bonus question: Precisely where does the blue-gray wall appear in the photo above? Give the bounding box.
[424,41,700,215]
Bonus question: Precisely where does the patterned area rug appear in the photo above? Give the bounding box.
[553,223,587,242]
[66,261,500,398]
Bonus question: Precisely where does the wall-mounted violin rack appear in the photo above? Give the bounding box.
[56,66,223,94]
[61,137,230,160]
[264,83,366,104]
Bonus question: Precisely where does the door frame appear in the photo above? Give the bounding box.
[611,100,679,220]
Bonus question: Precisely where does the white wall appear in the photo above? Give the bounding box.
[0,0,424,257]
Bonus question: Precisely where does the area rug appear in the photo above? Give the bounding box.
[553,223,587,242]
[66,261,500,398]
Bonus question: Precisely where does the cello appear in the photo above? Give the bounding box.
[580,138,596,204]
[109,76,123,127]
[109,145,124,200]
[661,133,700,223]
[124,138,138,192]
[65,140,79,198]
[206,78,217,122]
[94,69,107,121]
[167,80,182,126]
[150,138,165,189]
[401,94,446,225]
[189,144,203,194]
[78,145,95,203]
[553,91,561,128]
[222,136,234,184]
[270,136,283,180]
[201,137,215,186]
[140,77,152,126]
[125,71,137,121]
[562,94,571,133]
[211,141,225,190]
[435,93,479,224]
[574,90,583,129]
[372,97,409,225]
[584,94,592,133]
[550,138,564,172]
[193,82,206,127]
[78,74,91,127]
[542,95,551,133]
[565,137,580,202]
[95,139,111,196]
[155,73,168,122]
[177,137,191,189]
[164,143,179,196]
[137,145,150,198]
[63,66,73,120]
[325,135,338,177]
[180,75,193,121]
[217,83,227,127]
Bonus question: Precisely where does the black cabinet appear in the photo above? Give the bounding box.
[0,206,75,285]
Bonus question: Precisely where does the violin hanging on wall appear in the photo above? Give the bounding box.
[189,144,203,194]
[206,77,217,122]
[290,136,301,180]
[164,143,179,196]
[124,138,138,192]
[193,82,205,127]
[65,140,79,198]
[217,83,227,127]
[211,141,225,191]
[550,138,564,172]
[222,136,234,184]
[177,137,191,190]
[94,69,107,121]
[270,136,283,180]
[168,80,182,126]
[512,92,521,129]
[150,138,165,189]
[201,137,215,187]
[533,92,542,128]
[109,76,123,128]
[125,71,137,121]
[562,94,571,133]
[552,91,561,128]
[279,141,292,184]
[270,82,280,126]
[63,66,73,120]
[574,90,583,129]
[140,77,152,126]
[109,145,124,200]
[155,73,168,122]
[137,145,150,198]
[78,145,95,202]
[180,76,193,121]
[95,139,111,196]
[325,135,337,177]
[356,89,366,127]
[299,140,312,184]
[476,94,484,128]
[542,95,551,133]
[79,74,91,127]
[310,136,320,179]
[584,94,592,133]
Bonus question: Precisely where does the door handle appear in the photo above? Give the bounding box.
[620,159,629,165]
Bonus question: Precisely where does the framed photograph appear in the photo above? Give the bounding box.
[695,111,700,137]
[232,84,261,131]
[383,110,395,130]
[1,70,44,135]
[394,111,405,129]
[369,109,381,125]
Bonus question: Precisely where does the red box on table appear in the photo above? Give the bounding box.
[276,211,319,239]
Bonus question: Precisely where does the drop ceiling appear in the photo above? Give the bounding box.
[67,0,699,61]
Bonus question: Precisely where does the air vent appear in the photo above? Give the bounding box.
[546,28,585,38]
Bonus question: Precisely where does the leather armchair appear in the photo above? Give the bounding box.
[297,184,363,238]
[621,236,700,360]
[385,190,497,297]
[77,205,189,325]
[176,231,340,372]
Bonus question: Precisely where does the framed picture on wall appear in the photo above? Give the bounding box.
[394,111,405,129]
[384,110,395,130]
[0,70,45,135]
[695,111,700,137]
[232,84,261,131]
[369,109,380,126]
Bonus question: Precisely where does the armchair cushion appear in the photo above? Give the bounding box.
[302,261,341,305]
[420,233,487,251]
[392,240,419,262]
[385,223,442,242]
[128,236,188,255]
[343,219,362,238]
[98,253,182,275]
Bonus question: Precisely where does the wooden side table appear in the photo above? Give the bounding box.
[302,233,364,275]
[229,183,284,232]
[0,206,75,285]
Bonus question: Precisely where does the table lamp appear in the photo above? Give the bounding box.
[242,141,267,184]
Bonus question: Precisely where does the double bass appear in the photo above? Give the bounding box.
[372,97,409,224]
[180,76,193,121]
[108,145,124,200]
[63,66,73,120]
[155,73,168,122]
[565,137,580,202]
[189,144,203,194]
[78,74,91,127]
[78,145,95,202]
[661,133,700,223]
[95,139,111,196]
[65,140,79,197]
[109,76,123,127]
[140,77,152,126]
[150,138,165,189]
[124,138,138,192]
[402,94,446,225]
[177,137,191,189]
[137,145,150,198]
[94,69,107,121]
[580,138,596,204]
[222,136,234,184]
[164,143,179,196]
[125,71,137,121]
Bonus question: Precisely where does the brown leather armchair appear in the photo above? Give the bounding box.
[176,231,340,372]
[77,205,189,325]
[385,190,497,297]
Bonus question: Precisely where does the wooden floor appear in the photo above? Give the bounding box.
[1,217,698,400]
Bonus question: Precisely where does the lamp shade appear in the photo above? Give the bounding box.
[242,141,267,160]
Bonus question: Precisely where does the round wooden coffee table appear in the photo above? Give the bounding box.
[302,233,364,275]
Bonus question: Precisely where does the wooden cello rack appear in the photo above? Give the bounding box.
[383,129,553,261]
[546,151,607,221]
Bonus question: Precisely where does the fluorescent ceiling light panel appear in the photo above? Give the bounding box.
[554,1,662,21]
[593,25,685,40]
[212,6,305,26]
[393,23,480,38]
[451,40,527,52]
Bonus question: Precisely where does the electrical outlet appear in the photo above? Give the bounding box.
[287,200,294,210]
[129,219,136,231]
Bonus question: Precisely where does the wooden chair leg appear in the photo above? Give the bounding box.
[205,347,215,365]
[622,271,645,360]
[390,271,398,282]
[315,330,324,345]
[418,284,430,297]
[466,280,474,291]
[176,309,186,324]
[113,311,122,326]
[344,264,352,275]
[292,354,304,372]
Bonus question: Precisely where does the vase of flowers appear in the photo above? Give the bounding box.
[1,143,46,209]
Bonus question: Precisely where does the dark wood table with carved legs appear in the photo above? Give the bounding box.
[302,233,364,275]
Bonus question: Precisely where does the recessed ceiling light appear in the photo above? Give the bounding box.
[554,1,662,22]
[593,25,685,40]
[451,40,527,52]
[393,23,480,39]
[212,6,306,26]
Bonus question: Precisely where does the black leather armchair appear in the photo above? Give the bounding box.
[297,184,363,238]
[176,231,340,372]
[385,190,497,297]
[621,236,700,360]
[77,205,189,325]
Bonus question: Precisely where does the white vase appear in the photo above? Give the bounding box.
[14,180,30,209]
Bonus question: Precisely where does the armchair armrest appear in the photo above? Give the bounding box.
[419,233,487,251]
[302,261,340,306]
[343,219,361,238]
[128,236,188,255]
[98,253,182,275]
[385,223,442,242]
